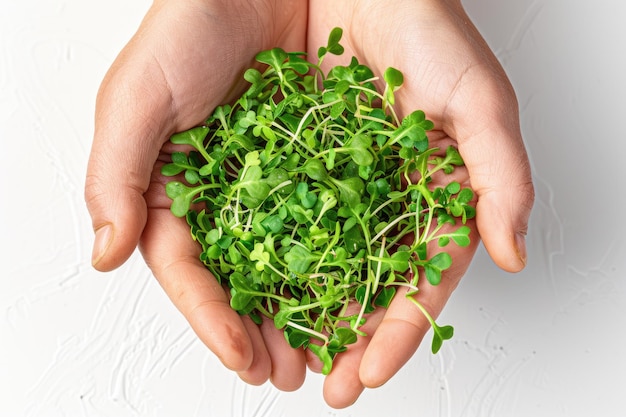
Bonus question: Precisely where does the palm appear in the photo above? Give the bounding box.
[88,0,533,409]
[139,3,482,400]
[87,0,308,390]
[305,0,528,408]
[139,1,310,389]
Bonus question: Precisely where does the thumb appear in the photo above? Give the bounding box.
[450,77,534,273]
[467,124,534,273]
[85,45,173,272]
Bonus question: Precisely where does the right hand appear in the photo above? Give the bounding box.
[307,0,534,407]
[84,0,308,391]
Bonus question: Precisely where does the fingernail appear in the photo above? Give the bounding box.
[515,232,527,267]
[92,224,113,267]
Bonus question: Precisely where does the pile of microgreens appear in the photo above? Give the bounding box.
[162,28,475,375]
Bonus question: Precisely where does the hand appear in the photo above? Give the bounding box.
[307,0,534,407]
[84,0,309,391]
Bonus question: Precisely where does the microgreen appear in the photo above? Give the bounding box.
[162,28,475,374]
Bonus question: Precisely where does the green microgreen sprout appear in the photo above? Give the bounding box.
[162,27,475,374]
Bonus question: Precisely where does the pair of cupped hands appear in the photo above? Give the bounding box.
[85,0,534,408]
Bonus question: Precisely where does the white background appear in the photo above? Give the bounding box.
[2,0,625,416]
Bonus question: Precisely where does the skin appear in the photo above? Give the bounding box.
[85,0,534,409]
[308,1,534,406]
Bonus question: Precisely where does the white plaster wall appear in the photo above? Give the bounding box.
[2,0,625,416]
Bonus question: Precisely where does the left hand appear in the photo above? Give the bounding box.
[85,0,309,392]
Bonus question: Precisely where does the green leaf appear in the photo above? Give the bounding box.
[387,189,409,200]
[171,152,188,165]
[383,67,404,106]
[170,126,209,151]
[431,324,454,354]
[198,161,216,176]
[274,308,292,329]
[342,216,358,233]
[343,224,366,254]
[244,150,261,167]
[374,178,392,197]
[206,244,222,260]
[260,215,284,234]
[449,201,464,217]
[230,271,253,291]
[445,145,464,166]
[431,252,452,269]
[383,67,404,90]
[354,286,375,314]
[457,188,474,204]
[250,243,270,272]
[227,244,242,265]
[445,181,461,195]
[351,61,374,82]
[184,169,200,184]
[330,101,346,119]
[243,68,266,97]
[326,27,344,56]
[238,165,271,201]
[374,286,397,308]
[326,148,336,170]
[281,152,301,171]
[255,47,288,72]
[265,168,293,194]
[284,53,310,74]
[289,204,314,224]
[216,235,233,250]
[229,272,256,311]
[165,181,197,217]
[369,249,411,274]
[331,177,364,208]
[394,122,428,152]
[317,46,328,60]
[308,344,334,375]
[439,226,471,247]
[424,265,441,286]
[161,163,185,176]
[303,159,328,181]
[205,229,220,245]
[230,290,253,311]
[278,112,304,132]
[228,134,256,151]
[285,245,317,274]
[295,182,317,209]
[424,252,452,285]
[260,125,277,141]
[237,110,256,128]
[345,134,374,166]
[388,250,411,273]
[284,326,310,348]
[328,327,357,352]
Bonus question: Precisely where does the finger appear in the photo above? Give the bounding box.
[452,98,534,272]
[440,20,534,272]
[305,341,324,374]
[359,228,479,387]
[85,26,176,272]
[85,0,243,272]
[321,309,385,408]
[236,316,272,385]
[323,342,367,408]
[358,286,429,388]
[139,208,254,372]
[259,318,307,391]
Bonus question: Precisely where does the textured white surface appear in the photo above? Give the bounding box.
[2,0,625,416]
